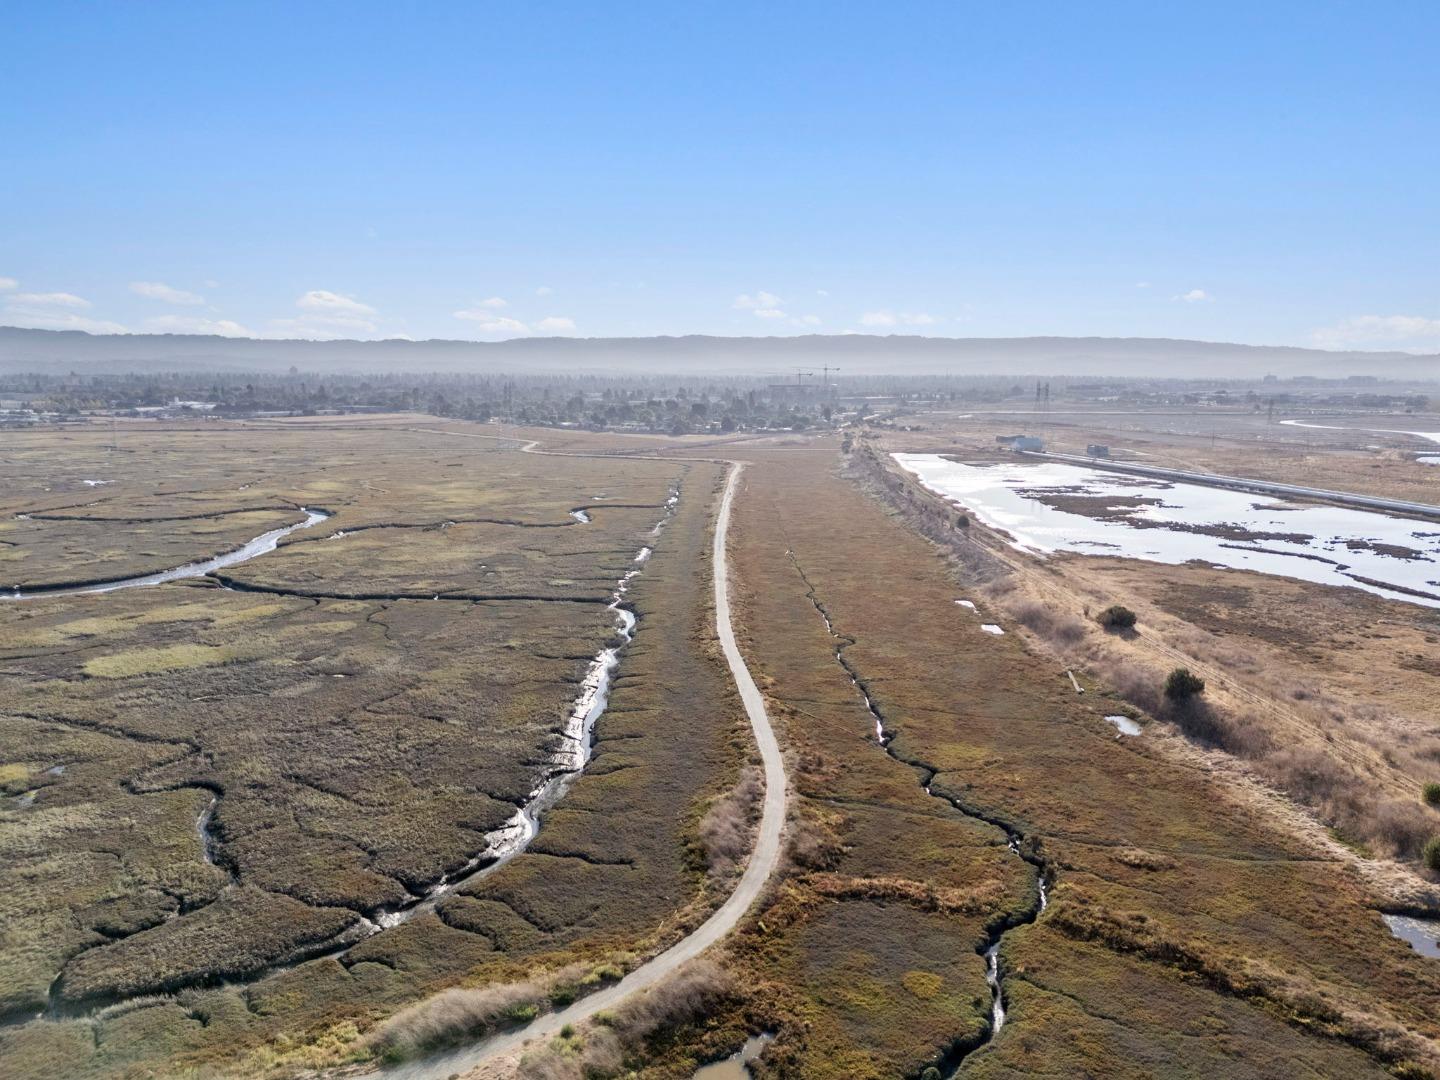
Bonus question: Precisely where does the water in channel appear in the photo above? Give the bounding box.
[6,508,331,599]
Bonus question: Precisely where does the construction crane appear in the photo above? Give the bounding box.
[820,365,840,401]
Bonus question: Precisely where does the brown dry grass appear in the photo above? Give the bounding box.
[704,445,1440,1079]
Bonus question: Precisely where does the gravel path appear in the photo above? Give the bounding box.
[367,460,787,1080]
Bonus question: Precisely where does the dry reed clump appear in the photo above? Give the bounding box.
[785,810,844,872]
[698,765,764,877]
[807,872,1005,916]
[1114,847,1178,872]
[1164,698,1274,758]
[516,1028,624,1080]
[1262,746,1434,860]
[1009,598,1088,646]
[516,960,736,1079]
[605,957,735,1045]
[367,963,592,1061]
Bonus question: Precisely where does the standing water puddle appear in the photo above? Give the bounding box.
[894,455,1440,607]
[1104,714,1143,736]
[692,1033,775,1079]
[1384,914,1440,958]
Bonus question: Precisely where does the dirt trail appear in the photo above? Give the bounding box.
[363,460,787,1080]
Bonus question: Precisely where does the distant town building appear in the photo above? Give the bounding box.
[1086,444,1110,457]
[996,434,1044,452]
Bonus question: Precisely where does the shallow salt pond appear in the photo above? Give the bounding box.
[1383,914,1440,958]
[894,454,1440,607]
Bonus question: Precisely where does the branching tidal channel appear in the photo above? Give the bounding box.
[786,551,1055,1075]
[20,485,681,1023]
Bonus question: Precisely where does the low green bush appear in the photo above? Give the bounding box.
[1425,837,1440,872]
[1164,667,1205,701]
[1098,604,1137,630]
[1423,782,1440,808]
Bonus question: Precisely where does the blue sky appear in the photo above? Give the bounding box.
[3,2,1438,350]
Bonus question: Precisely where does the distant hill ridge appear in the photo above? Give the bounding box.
[1,325,1435,379]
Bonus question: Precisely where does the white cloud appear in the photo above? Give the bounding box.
[474,296,509,310]
[3,309,127,334]
[296,289,375,316]
[12,291,90,309]
[0,277,17,291]
[1135,281,1151,289]
[453,307,578,338]
[1,288,135,334]
[453,308,531,336]
[860,310,938,328]
[733,291,782,311]
[753,308,787,319]
[273,290,380,338]
[143,314,253,337]
[535,286,553,296]
[792,314,822,327]
[1311,314,1440,352]
[816,289,830,297]
[1175,288,1210,303]
[130,281,205,305]
[1,288,130,333]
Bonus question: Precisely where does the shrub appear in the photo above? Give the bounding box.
[697,766,764,877]
[368,979,546,1059]
[1425,837,1440,873]
[1164,667,1205,701]
[549,983,577,1007]
[1010,599,1087,647]
[1167,699,1270,757]
[1424,782,1440,807]
[1097,604,1137,630]
[609,958,734,1044]
[922,1069,943,1080]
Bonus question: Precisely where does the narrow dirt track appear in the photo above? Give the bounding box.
[366,460,787,1080]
